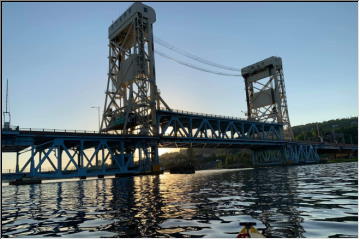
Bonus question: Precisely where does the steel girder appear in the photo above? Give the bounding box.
[284,143,320,164]
[157,110,284,141]
[252,143,320,167]
[13,137,158,179]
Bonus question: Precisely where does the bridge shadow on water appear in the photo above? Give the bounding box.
[1,163,358,238]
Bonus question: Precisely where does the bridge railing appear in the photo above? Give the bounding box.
[1,169,17,174]
[3,127,121,135]
[18,128,101,134]
[158,107,249,121]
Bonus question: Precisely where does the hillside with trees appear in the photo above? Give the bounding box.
[293,117,357,144]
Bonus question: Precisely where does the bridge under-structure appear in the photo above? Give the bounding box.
[1,2,358,182]
[2,113,357,180]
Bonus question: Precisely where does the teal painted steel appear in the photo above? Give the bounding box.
[1,110,357,178]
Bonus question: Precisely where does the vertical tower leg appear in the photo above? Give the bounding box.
[57,145,62,176]
[39,151,42,173]
[30,145,35,176]
[101,147,105,171]
[16,151,19,173]
[79,141,84,170]
[151,145,160,172]
[96,151,99,168]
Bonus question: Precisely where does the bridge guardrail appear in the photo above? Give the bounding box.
[2,127,357,148]
[2,108,283,136]
[1,169,16,174]
[159,107,248,121]
[18,128,101,134]
[1,127,125,135]
[3,127,120,135]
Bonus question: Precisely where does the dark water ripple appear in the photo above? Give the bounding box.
[1,162,358,238]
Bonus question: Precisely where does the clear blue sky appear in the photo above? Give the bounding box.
[2,2,358,131]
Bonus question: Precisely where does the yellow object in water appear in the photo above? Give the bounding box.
[237,224,265,238]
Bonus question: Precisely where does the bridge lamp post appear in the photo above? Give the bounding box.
[90,106,100,132]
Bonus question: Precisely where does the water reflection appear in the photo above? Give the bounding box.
[242,167,305,237]
[155,168,304,238]
[1,162,358,238]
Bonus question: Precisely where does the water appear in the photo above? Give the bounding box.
[1,162,358,238]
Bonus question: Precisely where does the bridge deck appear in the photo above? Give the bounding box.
[1,126,357,181]
[2,128,156,153]
[2,128,357,152]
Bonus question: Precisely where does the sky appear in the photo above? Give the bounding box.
[1,2,358,128]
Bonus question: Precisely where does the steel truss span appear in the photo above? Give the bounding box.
[157,110,283,141]
[252,143,320,167]
[1,127,357,180]
[2,130,159,179]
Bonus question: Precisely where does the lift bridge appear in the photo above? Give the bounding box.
[2,3,357,181]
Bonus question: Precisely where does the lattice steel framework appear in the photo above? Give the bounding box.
[242,57,294,140]
[5,134,158,179]
[157,110,283,141]
[252,143,320,167]
[101,3,169,136]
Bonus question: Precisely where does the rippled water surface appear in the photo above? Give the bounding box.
[1,162,358,238]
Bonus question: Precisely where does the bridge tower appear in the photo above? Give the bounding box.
[100,3,169,173]
[241,57,294,140]
[101,2,161,135]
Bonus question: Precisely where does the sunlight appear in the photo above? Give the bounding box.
[158,148,181,156]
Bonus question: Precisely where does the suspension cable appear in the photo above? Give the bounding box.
[155,50,242,77]
[109,38,242,77]
[155,37,241,72]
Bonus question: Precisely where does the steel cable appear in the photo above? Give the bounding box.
[155,50,242,77]
[155,37,241,72]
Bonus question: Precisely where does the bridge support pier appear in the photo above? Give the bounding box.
[252,143,320,167]
[132,142,159,173]
[57,145,62,176]
[30,145,35,176]
[15,151,19,173]
[39,151,42,173]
